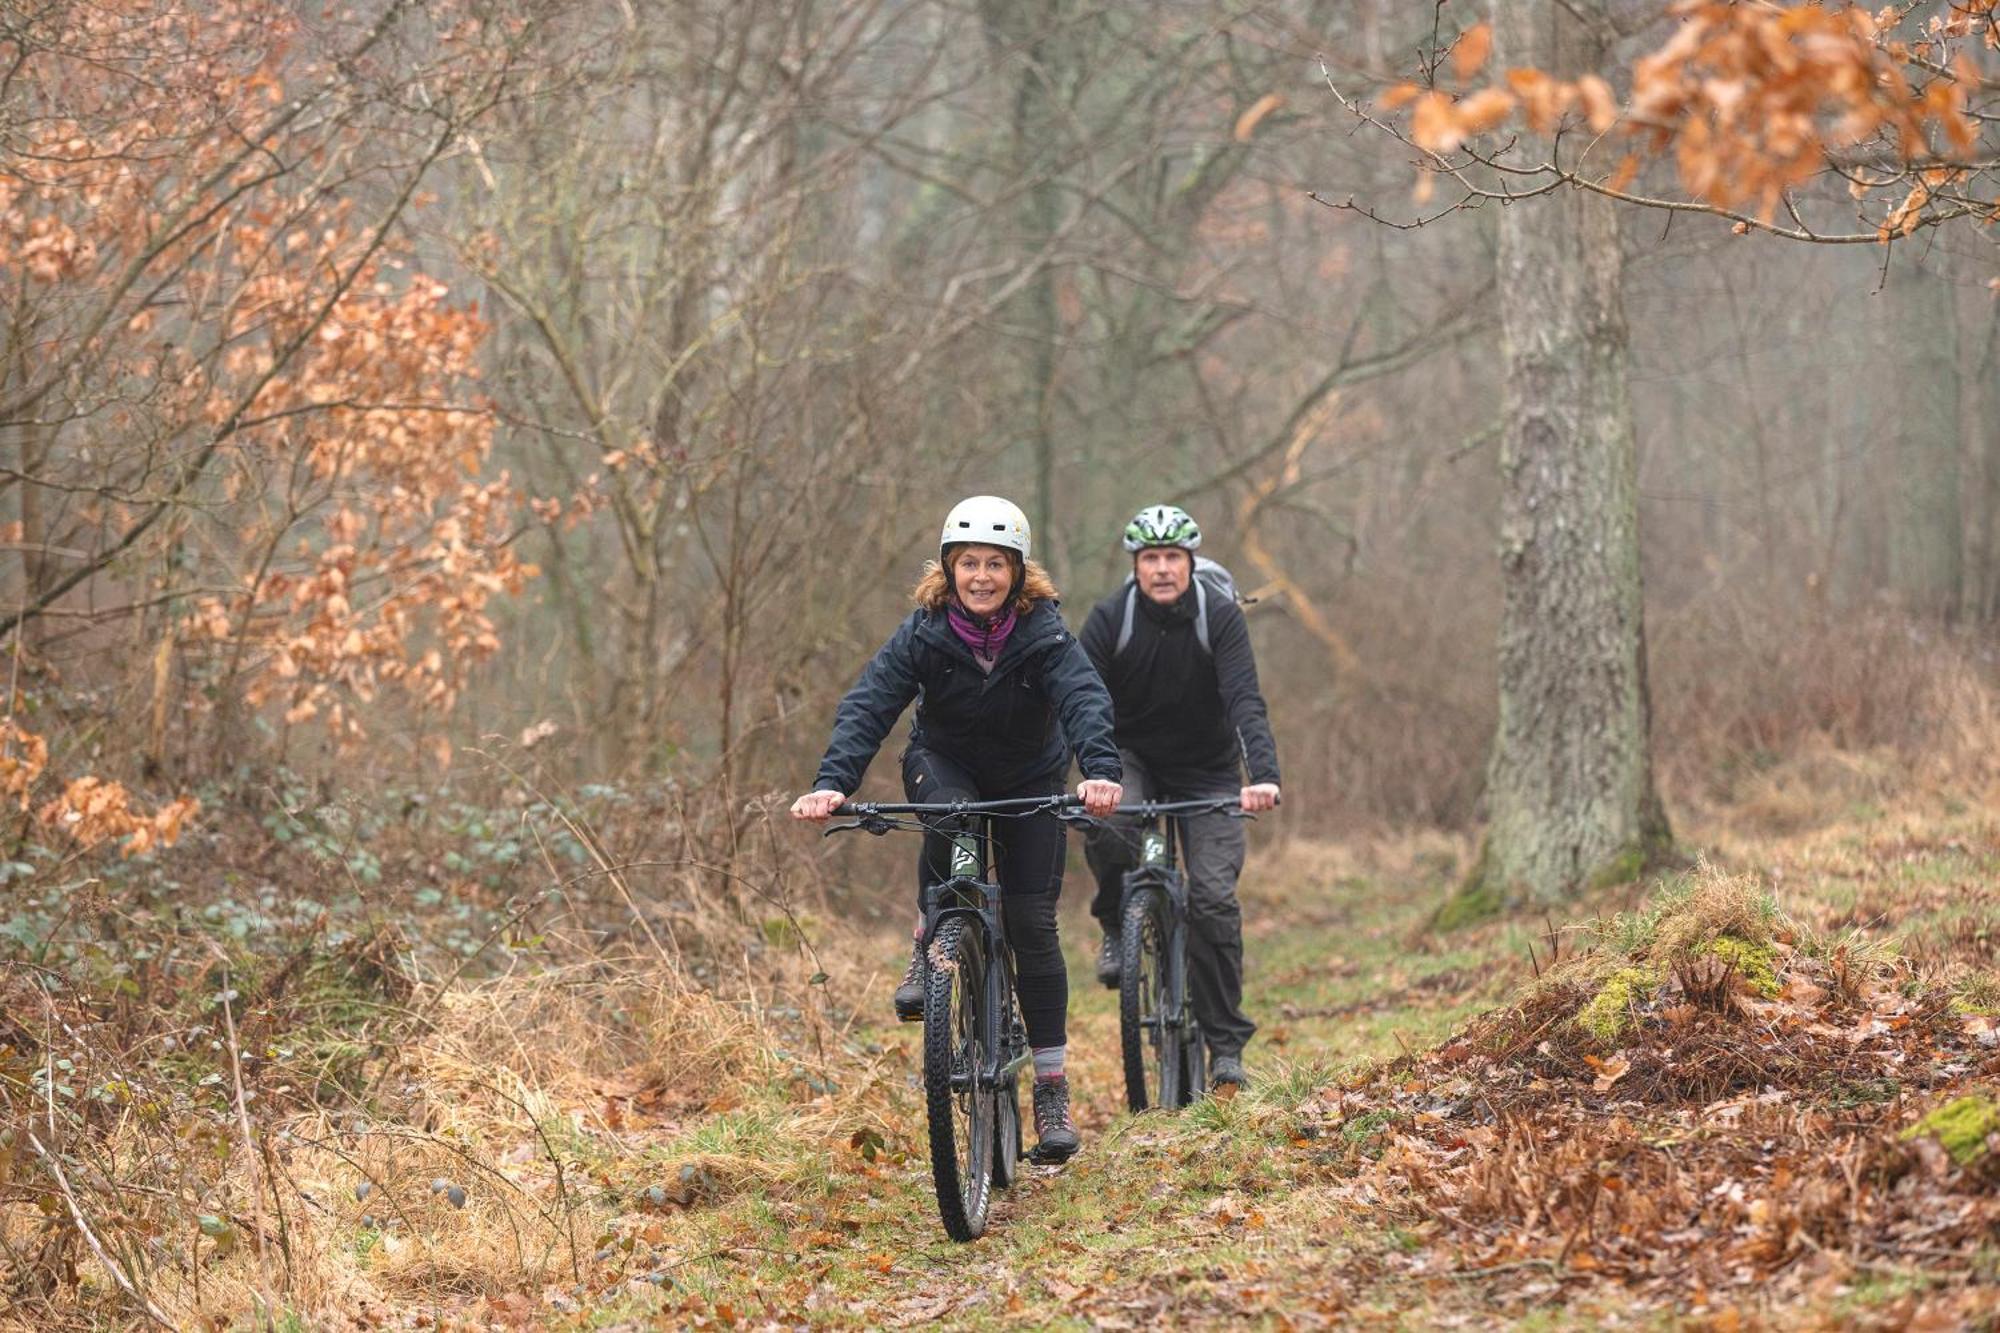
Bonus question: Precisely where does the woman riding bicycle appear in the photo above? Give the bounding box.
[791,496,1122,1163]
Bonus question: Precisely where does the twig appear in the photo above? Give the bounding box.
[214,962,281,1306]
[24,1128,175,1329]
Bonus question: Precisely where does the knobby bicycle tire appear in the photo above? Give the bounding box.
[924,916,994,1241]
[1119,891,1179,1112]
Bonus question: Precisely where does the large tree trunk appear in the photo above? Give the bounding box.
[1969,296,2000,620]
[980,0,1066,579]
[1884,257,1961,618]
[1455,0,1669,914]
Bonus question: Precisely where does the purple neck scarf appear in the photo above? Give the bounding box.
[947,599,1018,662]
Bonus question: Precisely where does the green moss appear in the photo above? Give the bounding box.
[1434,844,1505,931]
[1574,965,1660,1045]
[760,915,810,950]
[1707,936,1781,998]
[1432,880,1502,932]
[1901,1093,2000,1166]
[1586,844,1648,891]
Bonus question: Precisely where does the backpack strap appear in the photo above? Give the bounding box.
[1115,585,1138,655]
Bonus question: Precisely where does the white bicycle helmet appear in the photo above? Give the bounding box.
[939,495,1032,564]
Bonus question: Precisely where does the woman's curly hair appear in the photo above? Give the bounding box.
[913,548,1058,615]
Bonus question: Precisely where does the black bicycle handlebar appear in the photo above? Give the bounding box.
[841,794,1082,816]
[823,793,1084,838]
[821,792,1274,838]
[1113,797,1256,817]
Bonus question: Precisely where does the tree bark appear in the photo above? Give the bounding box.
[1884,257,1961,618]
[980,0,1066,579]
[1970,297,2000,620]
[1457,0,1669,914]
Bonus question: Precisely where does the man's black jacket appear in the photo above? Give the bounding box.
[1078,582,1280,794]
[813,599,1122,795]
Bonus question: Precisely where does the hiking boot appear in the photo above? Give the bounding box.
[892,939,925,1023]
[1210,1053,1247,1091]
[1094,933,1121,989]
[1030,1075,1081,1163]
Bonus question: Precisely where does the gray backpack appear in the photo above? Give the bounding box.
[1114,556,1243,657]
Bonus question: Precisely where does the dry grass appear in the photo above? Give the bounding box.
[10,740,2000,1328]
[0,946,896,1330]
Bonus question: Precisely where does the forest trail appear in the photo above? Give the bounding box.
[392,799,1995,1330]
[11,794,1999,1330]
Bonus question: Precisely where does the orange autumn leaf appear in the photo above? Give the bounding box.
[1453,23,1494,82]
[1576,74,1619,132]
[1456,87,1517,136]
[1410,91,1459,152]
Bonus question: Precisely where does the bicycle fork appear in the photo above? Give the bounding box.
[1140,827,1194,1043]
[933,830,1031,1096]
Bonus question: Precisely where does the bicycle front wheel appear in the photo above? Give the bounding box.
[923,916,995,1241]
[1119,892,1179,1112]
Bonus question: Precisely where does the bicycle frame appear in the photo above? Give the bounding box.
[832,795,1073,1093]
[1108,797,1249,1110]
[920,819,1032,1096]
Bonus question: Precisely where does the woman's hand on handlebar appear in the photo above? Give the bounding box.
[1077,778,1123,818]
[791,789,847,822]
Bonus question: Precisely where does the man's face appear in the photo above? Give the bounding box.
[1135,546,1192,605]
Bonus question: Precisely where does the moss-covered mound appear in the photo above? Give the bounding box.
[1326,860,2000,1309]
[1478,864,1791,1057]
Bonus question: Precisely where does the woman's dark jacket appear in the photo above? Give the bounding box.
[813,600,1121,795]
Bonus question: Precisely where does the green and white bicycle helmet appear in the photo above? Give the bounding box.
[1122,503,1201,553]
[940,495,1032,564]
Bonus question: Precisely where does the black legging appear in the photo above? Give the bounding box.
[900,746,1069,1049]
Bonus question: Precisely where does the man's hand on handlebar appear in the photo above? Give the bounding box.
[1077,778,1123,818]
[1241,783,1281,814]
[791,789,847,822]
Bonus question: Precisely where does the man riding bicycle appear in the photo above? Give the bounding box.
[792,496,1122,1162]
[1080,504,1281,1092]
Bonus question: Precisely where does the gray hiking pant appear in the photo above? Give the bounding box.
[1084,750,1256,1059]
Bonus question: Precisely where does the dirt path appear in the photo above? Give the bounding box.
[557,809,2000,1330]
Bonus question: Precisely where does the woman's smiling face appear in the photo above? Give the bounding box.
[950,544,1015,618]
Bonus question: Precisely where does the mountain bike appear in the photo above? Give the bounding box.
[1109,798,1253,1112]
[826,793,1083,1242]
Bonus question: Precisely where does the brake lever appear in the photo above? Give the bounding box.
[823,812,896,837]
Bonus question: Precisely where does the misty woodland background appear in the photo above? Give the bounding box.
[3,1,1999,1328]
